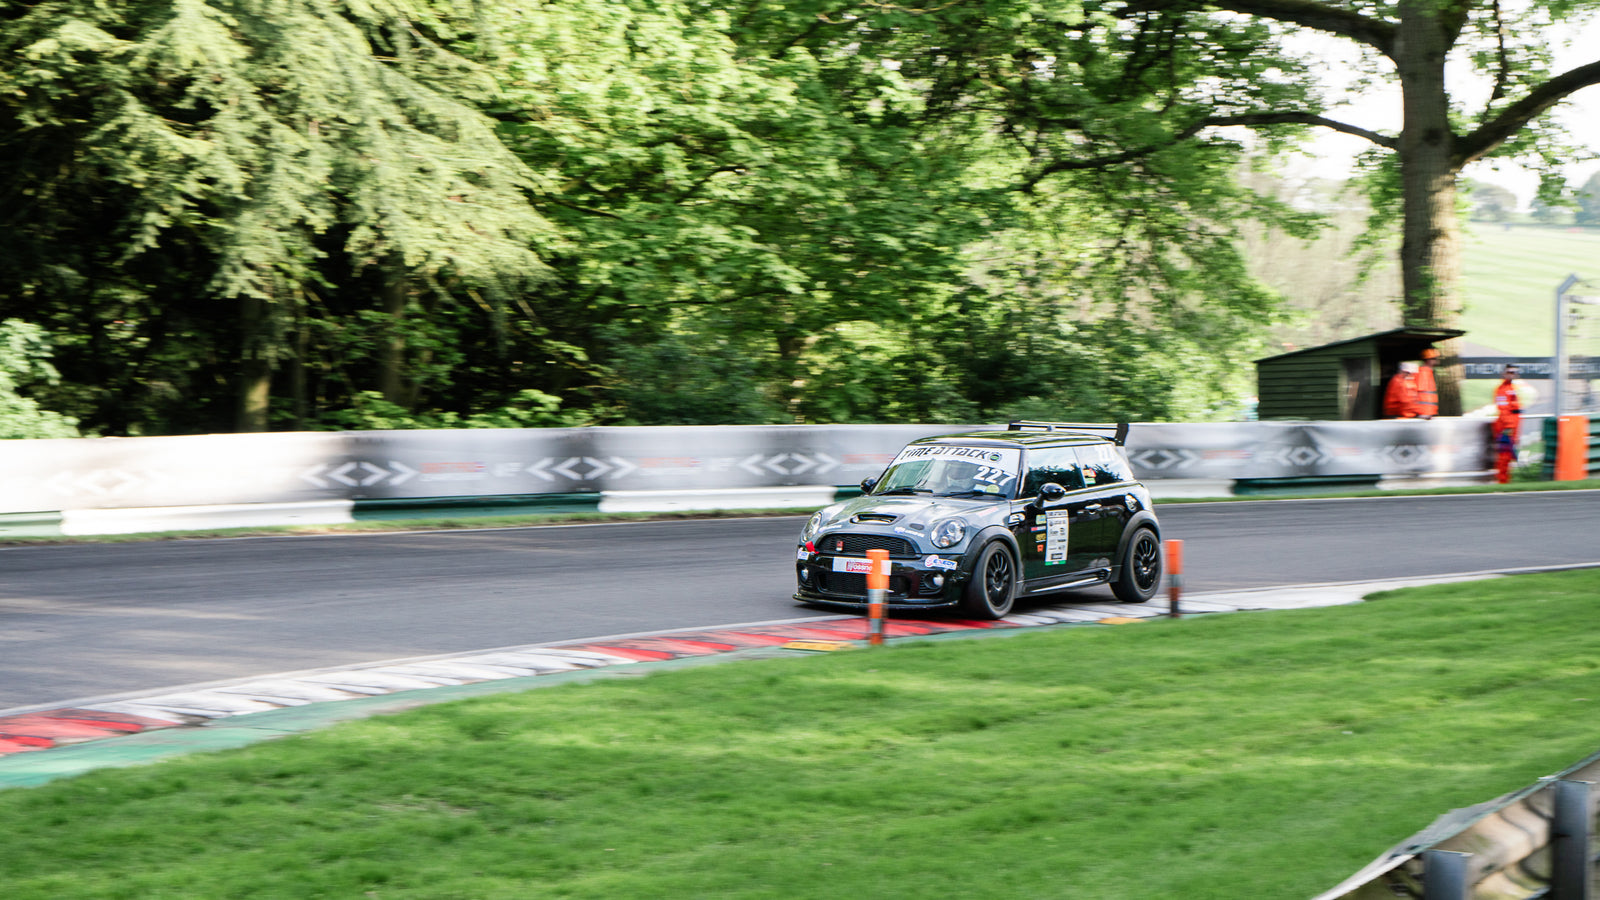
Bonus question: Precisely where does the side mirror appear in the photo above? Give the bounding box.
[860,476,879,494]
[1026,482,1066,511]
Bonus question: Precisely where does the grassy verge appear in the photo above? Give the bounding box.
[4,570,1600,898]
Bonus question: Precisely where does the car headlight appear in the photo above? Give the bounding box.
[800,511,826,544]
[929,517,967,549]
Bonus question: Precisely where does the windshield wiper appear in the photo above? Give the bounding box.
[876,486,932,495]
[938,489,1004,499]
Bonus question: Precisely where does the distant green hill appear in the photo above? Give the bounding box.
[1460,224,1600,355]
[1260,222,1599,413]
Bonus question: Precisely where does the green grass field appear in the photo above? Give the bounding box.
[1460,224,1600,355]
[1440,223,1595,410]
[3,569,1599,899]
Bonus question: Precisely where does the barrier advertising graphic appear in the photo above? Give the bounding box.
[1,420,1495,516]
[1125,419,1490,481]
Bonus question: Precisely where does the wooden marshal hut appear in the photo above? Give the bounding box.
[1254,327,1465,420]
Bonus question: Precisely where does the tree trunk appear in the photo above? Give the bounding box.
[290,290,308,431]
[1394,0,1464,415]
[378,271,409,406]
[236,293,273,433]
[775,325,807,423]
[1433,335,1466,416]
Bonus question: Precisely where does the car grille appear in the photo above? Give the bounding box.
[817,571,911,598]
[818,533,916,557]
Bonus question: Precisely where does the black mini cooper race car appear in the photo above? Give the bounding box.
[794,422,1163,619]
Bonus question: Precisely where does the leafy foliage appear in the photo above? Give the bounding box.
[1466,180,1521,222]
[27,0,1585,432]
[0,320,80,439]
[1578,171,1600,226]
[0,0,553,433]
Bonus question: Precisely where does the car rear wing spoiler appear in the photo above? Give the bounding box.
[1006,421,1130,446]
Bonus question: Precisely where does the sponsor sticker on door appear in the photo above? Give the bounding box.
[1046,509,1070,566]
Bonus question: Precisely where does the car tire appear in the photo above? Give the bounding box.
[960,542,1017,619]
[1112,527,1162,603]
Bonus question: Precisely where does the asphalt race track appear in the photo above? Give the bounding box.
[1,490,1596,711]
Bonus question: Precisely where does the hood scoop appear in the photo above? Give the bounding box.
[851,512,899,524]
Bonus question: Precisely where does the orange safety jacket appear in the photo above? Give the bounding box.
[1414,365,1438,418]
[1493,380,1521,439]
[1383,371,1419,418]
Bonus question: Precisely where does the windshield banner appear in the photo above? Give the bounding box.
[890,445,1021,468]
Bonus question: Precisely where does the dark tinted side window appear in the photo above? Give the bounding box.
[1020,446,1087,497]
[1076,443,1134,486]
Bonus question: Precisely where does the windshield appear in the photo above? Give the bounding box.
[875,445,1021,499]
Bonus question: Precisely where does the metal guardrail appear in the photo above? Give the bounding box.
[1319,750,1600,899]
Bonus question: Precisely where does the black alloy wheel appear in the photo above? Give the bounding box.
[1112,527,1162,603]
[960,542,1016,619]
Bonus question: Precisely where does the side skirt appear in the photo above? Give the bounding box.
[1023,569,1111,595]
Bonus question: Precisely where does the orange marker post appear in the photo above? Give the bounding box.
[865,548,889,646]
[1165,539,1184,619]
[1554,416,1589,481]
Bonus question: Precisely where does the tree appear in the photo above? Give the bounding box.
[718,1,1323,421]
[1065,0,1600,413]
[16,0,1516,431]
[1579,171,1600,226]
[1530,194,1571,225]
[1238,168,1404,350]
[0,0,554,433]
[1465,180,1519,223]
[485,0,1006,423]
[472,0,1327,424]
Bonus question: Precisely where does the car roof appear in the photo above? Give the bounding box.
[912,429,1112,449]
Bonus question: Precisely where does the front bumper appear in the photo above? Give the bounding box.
[792,546,968,610]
